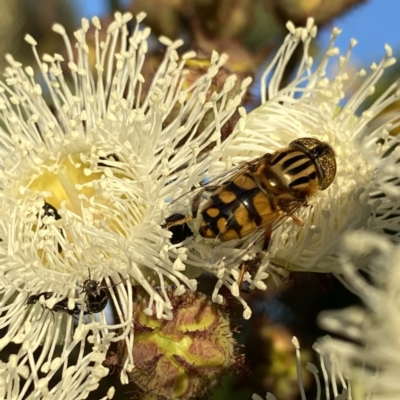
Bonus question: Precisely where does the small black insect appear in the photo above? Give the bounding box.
[39,202,63,253]
[42,202,61,221]
[163,213,193,244]
[84,284,108,313]
[98,153,120,167]
[80,270,127,314]
[86,291,108,313]
[80,271,109,314]
[26,292,85,317]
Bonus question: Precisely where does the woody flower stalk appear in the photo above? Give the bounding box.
[0,12,250,399]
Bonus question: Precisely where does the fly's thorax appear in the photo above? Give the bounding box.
[264,147,320,198]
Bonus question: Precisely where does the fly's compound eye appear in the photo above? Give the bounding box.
[289,137,337,190]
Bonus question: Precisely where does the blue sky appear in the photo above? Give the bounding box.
[72,0,400,65]
[318,0,400,64]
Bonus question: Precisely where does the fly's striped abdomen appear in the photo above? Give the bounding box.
[198,172,276,241]
[268,149,319,196]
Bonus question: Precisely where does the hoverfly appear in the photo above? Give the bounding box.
[164,137,336,288]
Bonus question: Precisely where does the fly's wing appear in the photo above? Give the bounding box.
[165,155,268,224]
[230,196,306,241]
[214,198,306,276]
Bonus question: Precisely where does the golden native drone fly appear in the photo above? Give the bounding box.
[164,138,336,288]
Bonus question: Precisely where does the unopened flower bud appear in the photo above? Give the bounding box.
[119,289,242,399]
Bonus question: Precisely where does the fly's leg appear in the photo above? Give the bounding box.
[238,229,271,292]
[36,305,46,321]
[162,190,204,229]
[290,214,304,226]
[163,214,194,228]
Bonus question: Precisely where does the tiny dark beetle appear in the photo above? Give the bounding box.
[163,213,193,244]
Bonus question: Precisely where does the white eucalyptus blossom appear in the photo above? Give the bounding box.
[0,12,250,399]
[183,17,400,305]
[319,231,400,400]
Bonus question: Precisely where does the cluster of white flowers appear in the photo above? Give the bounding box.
[318,231,400,399]
[0,10,400,400]
[0,11,249,399]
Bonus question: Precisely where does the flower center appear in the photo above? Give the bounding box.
[29,153,104,217]
[22,149,146,268]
